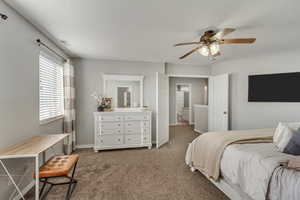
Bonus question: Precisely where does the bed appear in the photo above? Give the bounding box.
[185,129,300,200]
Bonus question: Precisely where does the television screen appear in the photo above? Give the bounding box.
[248,72,300,102]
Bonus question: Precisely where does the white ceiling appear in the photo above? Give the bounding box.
[6,0,300,65]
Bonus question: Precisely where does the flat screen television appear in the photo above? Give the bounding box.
[248,72,300,102]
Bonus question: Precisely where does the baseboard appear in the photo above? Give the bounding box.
[76,144,94,149]
[169,123,177,126]
[13,180,35,200]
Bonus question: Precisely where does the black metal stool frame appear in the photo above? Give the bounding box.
[39,162,78,200]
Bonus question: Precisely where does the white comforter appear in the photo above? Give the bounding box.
[186,141,299,200]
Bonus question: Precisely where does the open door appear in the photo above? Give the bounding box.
[156,72,169,148]
[208,74,229,131]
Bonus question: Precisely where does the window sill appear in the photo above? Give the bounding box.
[40,115,64,125]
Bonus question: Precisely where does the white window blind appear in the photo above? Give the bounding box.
[39,52,64,122]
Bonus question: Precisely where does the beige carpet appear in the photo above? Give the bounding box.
[26,126,228,200]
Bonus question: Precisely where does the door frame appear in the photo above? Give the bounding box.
[167,74,210,126]
[175,83,192,125]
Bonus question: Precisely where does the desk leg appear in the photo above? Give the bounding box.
[35,156,39,200]
[42,152,46,163]
[0,160,25,200]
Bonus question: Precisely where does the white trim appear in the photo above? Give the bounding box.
[13,181,35,200]
[76,144,94,149]
[168,74,210,78]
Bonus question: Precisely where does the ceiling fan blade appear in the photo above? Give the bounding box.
[179,46,201,59]
[174,42,200,46]
[214,28,236,39]
[220,38,256,44]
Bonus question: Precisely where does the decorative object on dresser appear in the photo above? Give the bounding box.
[91,93,112,112]
[94,111,152,151]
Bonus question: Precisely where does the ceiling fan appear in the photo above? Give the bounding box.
[174,28,256,59]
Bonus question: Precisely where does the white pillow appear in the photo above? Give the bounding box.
[273,122,300,152]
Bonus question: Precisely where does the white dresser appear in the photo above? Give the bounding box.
[94,111,152,151]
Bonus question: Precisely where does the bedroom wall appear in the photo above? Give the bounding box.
[166,63,211,76]
[169,77,208,125]
[211,51,300,130]
[73,58,165,146]
[0,2,67,198]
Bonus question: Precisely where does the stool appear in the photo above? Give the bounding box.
[37,154,79,200]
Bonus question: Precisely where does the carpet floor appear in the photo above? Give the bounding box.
[26,126,229,200]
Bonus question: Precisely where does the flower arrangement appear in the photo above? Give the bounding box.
[91,92,112,112]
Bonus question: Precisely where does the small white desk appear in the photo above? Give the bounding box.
[0,134,69,200]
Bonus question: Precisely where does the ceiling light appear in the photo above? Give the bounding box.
[210,42,220,55]
[198,42,220,57]
[198,45,209,56]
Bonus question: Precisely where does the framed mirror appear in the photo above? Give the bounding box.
[103,74,144,109]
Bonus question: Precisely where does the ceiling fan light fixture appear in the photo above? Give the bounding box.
[198,45,209,56]
[198,42,220,57]
[209,42,220,55]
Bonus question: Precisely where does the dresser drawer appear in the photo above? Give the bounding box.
[141,127,150,134]
[124,115,150,121]
[99,115,123,122]
[141,121,150,128]
[101,122,122,130]
[124,128,141,134]
[125,135,141,145]
[142,134,151,144]
[98,135,123,146]
[100,128,122,135]
[124,121,141,129]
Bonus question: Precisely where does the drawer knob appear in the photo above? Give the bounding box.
[101,140,103,143]
[118,139,120,141]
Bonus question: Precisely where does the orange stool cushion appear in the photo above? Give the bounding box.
[38,154,79,178]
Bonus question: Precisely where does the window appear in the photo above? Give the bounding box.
[39,52,64,123]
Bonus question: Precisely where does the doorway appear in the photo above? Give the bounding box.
[175,83,191,125]
[169,76,209,129]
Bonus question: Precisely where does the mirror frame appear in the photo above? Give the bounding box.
[103,74,144,109]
